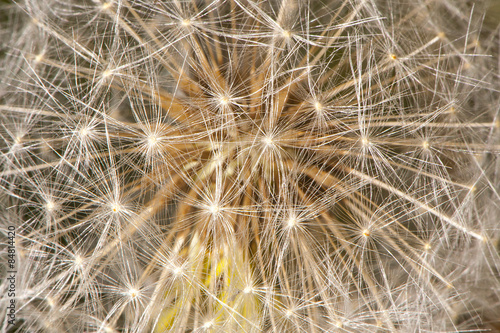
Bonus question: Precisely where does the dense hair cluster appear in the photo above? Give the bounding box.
[1,0,499,332]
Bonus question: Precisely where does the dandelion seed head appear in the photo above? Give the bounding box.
[203,320,214,329]
[73,255,84,268]
[171,266,183,276]
[45,200,55,212]
[46,297,56,308]
[103,325,115,333]
[286,215,299,229]
[218,96,230,106]
[314,101,323,112]
[34,53,44,63]
[208,203,221,216]
[2,0,499,331]
[110,203,121,213]
[102,69,112,78]
[361,137,371,147]
[262,135,275,147]
[212,151,224,164]
[147,134,159,148]
[78,126,90,138]
[127,288,139,299]
[101,2,112,10]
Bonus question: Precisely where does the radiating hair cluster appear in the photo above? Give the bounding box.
[1,0,500,332]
